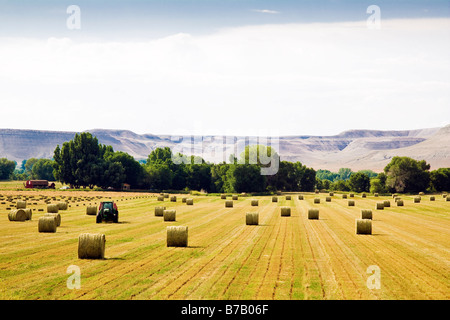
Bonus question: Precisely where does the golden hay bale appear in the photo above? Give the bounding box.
[376,202,384,210]
[272,196,278,202]
[285,195,291,200]
[16,200,27,209]
[414,197,421,203]
[47,204,59,213]
[163,193,169,198]
[446,197,450,202]
[314,198,320,204]
[163,209,176,221]
[170,196,177,202]
[383,200,390,207]
[167,226,188,247]
[86,205,97,215]
[326,196,331,202]
[362,193,367,198]
[308,208,319,220]
[8,209,27,222]
[298,195,304,200]
[429,196,435,201]
[361,209,372,220]
[419,192,425,196]
[342,194,348,199]
[329,192,334,196]
[356,219,372,234]
[225,200,233,208]
[374,193,379,197]
[396,199,404,206]
[38,216,57,233]
[155,206,166,216]
[186,198,194,205]
[157,196,164,201]
[277,191,282,195]
[78,233,105,259]
[251,199,259,206]
[232,195,238,200]
[280,206,291,217]
[220,194,226,199]
[57,202,68,210]
[349,193,354,198]
[443,194,447,198]
[24,208,32,220]
[45,213,61,227]
[348,200,355,206]
[246,212,259,225]
[182,197,187,203]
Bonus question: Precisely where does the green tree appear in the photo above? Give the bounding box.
[0,158,16,180]
[226,164,266,193]
[430,168,450,192]
[349,172,371,193]
[31,159,55,181]
[337,168,353,181]
[384,156,430,193]
[370,178,387,194]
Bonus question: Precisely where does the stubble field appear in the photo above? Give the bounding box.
[0,189,448,300]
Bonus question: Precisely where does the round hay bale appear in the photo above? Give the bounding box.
[45,213,61,226]
[186,198,194,205]
[78,233,105,259]
[374,193,379,197]
[443,194,447,198]
[349,193,354,198]
[38,216,57,233]
[419,192,425,196]
[326,196,331,202]
[356,219,372,235]
[342,194,348,199]
[277,191,282,195]
[167,226,188,247]
[298,195,304,200]
[163,193,169,198]
[376,202,384,210]
[383,200,390,208]
[163,209,176,221]
[308,208,319,220]
[414,197,421,203]
[57,202,68,210]
[155,206,166,216]
[157,196,164,201]
[280,206,291,217]
[396,199,404,206]
[429,196,435,201]
[232,195,238,200]
[251,199,259,206]
[182,197,187,203]
[329,192,334,196]
[446,197,450,202]
[220,194,227,199]
[314,198,320,204]
[8,209,27,222]
[16,200,27,209]
[272,196,278,202]
[246,212,259,225]
[285,195,291,200]
[170,196,177,202]
[47,204,59,213]
[86,205,97,215]
[361,209,372,220]
[348,200,355,206]
[225,200,233,208]
[24,208,32,220]
[362,193,367,198]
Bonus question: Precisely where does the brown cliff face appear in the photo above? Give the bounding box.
[0,125,448,171]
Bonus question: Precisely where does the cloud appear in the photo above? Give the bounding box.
[252,9,280,14]
[0,18,448,136]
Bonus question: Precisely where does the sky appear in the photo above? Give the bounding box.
[0,0,449,136]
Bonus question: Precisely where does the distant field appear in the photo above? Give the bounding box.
[0,189,448,300]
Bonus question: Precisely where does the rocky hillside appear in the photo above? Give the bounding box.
[0,125,449,172]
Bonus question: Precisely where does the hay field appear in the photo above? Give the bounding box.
[0,190,449,300]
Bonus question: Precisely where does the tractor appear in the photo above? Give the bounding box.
[96,201,119,223]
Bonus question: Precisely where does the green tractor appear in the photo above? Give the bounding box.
[96,201,119,223]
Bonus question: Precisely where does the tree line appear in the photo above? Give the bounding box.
[0,132,448,193]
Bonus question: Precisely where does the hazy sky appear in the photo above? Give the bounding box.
[0,0,449,136]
